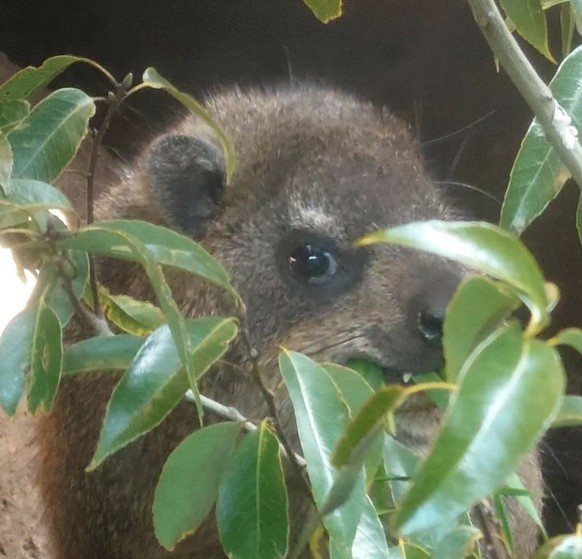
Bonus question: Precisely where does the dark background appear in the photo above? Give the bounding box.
[2,0,580,536]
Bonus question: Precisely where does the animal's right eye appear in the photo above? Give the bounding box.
[288,243,339,284]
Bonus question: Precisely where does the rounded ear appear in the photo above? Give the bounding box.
[147,134,226,239]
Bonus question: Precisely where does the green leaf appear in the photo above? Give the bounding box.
[0,99,30,133]
[63,335,145,375]
[279,350,366,555]
[553,327,582,354]
[571,0,582,35]
[302,0,343,23]
[444,276,520,383]
[57,220,235,297]
[217,421,289,559]
[142,68,236,182]
[89,317,237,469]
[8,88,95,184]
[500,0,553,60]
[501,45,582,233]
[153,422,242,550]
[394,322,565,535]
[59,223,215,419]
[0,200,29,228]
[0,305,37,414]
[333,386,405,468]
[432,526,480,559]
[351,496,390,559]
[0,133,12,190]
[345,358,384,390]
[531,534,582,558]
[0,55,92,101]
[383,435,421,507]
[100,287,165,335]
[551,395,582,428]
[358,221,550,330]
[6,178,74,210]
[560,2,575,58]
[27,300,62,413]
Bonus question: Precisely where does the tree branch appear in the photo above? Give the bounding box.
[468,0,582,190]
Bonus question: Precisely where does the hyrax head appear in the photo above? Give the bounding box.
[107,87,463,400]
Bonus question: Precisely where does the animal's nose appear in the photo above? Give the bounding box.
[417,307,445,348]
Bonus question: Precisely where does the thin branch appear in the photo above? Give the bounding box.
[474,500,511,559]
[238,312,312,496]
[85,73,133,320]
[184,390,307,468]
[467,0,582,190]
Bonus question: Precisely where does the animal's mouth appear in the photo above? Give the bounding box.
[344,357,418,388]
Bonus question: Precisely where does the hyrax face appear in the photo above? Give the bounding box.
[99,87,464,446]
[40,88,474,559]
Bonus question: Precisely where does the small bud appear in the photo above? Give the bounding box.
[107,91,116,103]
[121,73,133,91]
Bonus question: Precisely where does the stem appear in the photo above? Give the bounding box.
[467,0,582,190]
[474,500,511,559]
[85,74,132,319]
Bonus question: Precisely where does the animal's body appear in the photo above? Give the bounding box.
[37,87,542,558]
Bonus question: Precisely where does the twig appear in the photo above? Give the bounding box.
[56,258,113,337]
[184,390,308,468]
[467,0,582,190]
[474,500,511,559]
[85,73,133,320]
[238,312,311,496]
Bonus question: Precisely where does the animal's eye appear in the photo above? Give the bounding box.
[288,243,339,284]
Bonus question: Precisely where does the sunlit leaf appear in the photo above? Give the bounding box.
[395,322,565,535]
[279,350,366,555]
[0,99,30,134]
[358,221,550,329]
[500,0,553,60]
[27,300,62,413]
[302,0,343,23]
[351,496,390,559]
[63,335,145,375]
[217,421,289,559]
[153,422,242,549]
[142,68,236,182]
[501,45,582,233]
[100,287,165,335]
[551,395,582,428]
[8,88,95,184]
[89,317,237,469]
[531,534,582,558]
[444,276,520,383]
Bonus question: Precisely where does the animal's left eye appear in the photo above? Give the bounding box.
[288,243,339,284]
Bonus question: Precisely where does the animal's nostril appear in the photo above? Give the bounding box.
[417,308,445,347]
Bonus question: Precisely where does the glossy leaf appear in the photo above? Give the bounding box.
[345,358,384,390]
[501,45,582,233]
[7,178,74,210]
[0,99,30,134]
[351,496,390,559]
[63,335,145,375]
[531,534,582,558]
[89,317,238,469]
[27,300,62,413]
[444,276,520,383]
[8,88,95,183]
[553,327,582,354]
[358,221,550,329]
[142,68,236,182]
[432,526,481,559]
[333,386,405,468]
[217,421,288,559]
[383,435,421,507]
[58,220,235,296]
[0,305,37,414]
[570,0,582,35]
[153,422,242,549]
[302,0,342,23]
[500,0,552,60]
[394,322,565,535]
[100,287,165,335]
[0,55,90,101]
[551,395,582,428]
[279,350,366,555]
[0,133,12,190]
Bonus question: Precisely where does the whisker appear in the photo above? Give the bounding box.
[435,179,502,207]
[422,110,495,147]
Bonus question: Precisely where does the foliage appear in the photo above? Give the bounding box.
[2,1,582,557]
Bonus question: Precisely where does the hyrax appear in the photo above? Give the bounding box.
[37,87,542,558]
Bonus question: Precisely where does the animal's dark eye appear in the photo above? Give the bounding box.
[288,244,338,284]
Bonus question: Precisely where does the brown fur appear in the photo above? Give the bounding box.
[37,87,541,558]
